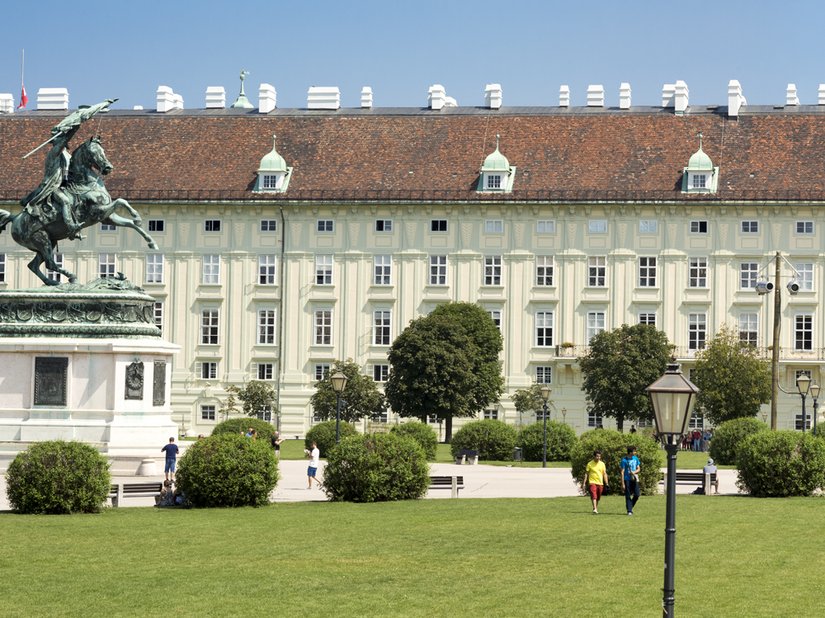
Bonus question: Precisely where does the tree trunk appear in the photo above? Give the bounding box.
[445,415,453,443]
[617,415,624,432]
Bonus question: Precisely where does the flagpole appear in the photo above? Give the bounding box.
[18,49,27,110]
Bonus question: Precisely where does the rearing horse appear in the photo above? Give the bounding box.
[0,137,158,286]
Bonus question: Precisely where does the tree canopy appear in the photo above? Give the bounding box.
[310,359,385,422]
[226,380,278,419]
[692,325,771,425]
[578,323,672,431]
[511,384,551,420]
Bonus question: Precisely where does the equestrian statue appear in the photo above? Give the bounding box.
[0,99,158,286]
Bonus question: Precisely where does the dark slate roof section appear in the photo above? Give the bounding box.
[2,107,825,203]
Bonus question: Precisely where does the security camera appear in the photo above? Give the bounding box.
[755,280,774,295]
[787,280,801,295]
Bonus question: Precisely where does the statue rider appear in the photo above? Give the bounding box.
[21,99,115,240]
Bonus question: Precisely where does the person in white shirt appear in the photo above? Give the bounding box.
[306,441,321,489]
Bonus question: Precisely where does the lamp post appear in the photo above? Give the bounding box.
[330,371,348,443]
[811,382,821,433]
[647,363,700,618]
[561,407,567,425]
[796,372,811,433]
[539,384,552,469]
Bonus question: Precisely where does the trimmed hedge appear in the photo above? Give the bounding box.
[305,420,358,457]
[709,417,768,465]
[390,421,438,460]
[176,433,279,507]
[323,433,429,502]
[6,441,111,514]
[570,430,663,496]
[450,419,518,461]
[211,417,276,443]
[736,430,825,497]
[517,421,577,462]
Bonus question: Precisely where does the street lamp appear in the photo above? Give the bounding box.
[539,384,552,469]
[647,363,700,618]
[330,371,348,443]
[561,407,567,425]
[796,372,811,433]
[811,382,821,433]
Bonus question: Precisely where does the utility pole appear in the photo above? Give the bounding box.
[770,251,781,431]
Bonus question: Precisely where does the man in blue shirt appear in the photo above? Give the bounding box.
[621,446,641,515]
[161,437,180,482]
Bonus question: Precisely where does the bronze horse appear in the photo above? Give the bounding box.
[0,137,158,285]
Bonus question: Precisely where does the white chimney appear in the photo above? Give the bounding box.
[133,105,144,110]
[559,85,570,107]
[818,84,825,105]
[205,86,226,109]
[37,87,69,110]
[173,93,184,110]
[0,93,14,113]
[619,82,631,109]
[259,83,277,113]
[674,80,689,114]
[443,96,458,107]
[428,84,446,110]
[307,86,340,110]
[786,83,799,106]
[661,84,675,108]
[361,86,373,108]
[484,83,503,109]
[728,80,746,117]
[586,84,605,107]
[156,86,176,112]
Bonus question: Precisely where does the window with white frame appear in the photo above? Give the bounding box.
[690,220,708,234]
[431,219,447,232]
[148,219,165,233]
[153,301,163,330]
[202,255,220,285]
[204,220,221,232]
[794,263,814,291]
[484,256,502,286]
[639,219,658,234]
[639,312,657,327]
[257,309,276,345]
[535,311,554,347]
[689,257,708,288]
[315,255,333,285]
[588,219,607,234]
[488,309,502,332]
[373,310,392,346]
[375,219,393,232]
[373,364,389,382]
[588,409,604,428]
[741,221,759,234]
[199,361,218,380]
[688,410,704,430]
[429,255,447,285]
[588,256,606,287]
[586,311,606,345]
[314,364,330,381]
[536,220,556,234]
[314,309,332,345]
[739,313,758,346]
[100,223,116,232]
[374,255,392,285]
[536,366,552,384]
[201,309,219,344]
[260,219,277,232]
[486,175,502,190]
[688,313,707,351]
[47,253,63,283]
[795,314,813,351]
[317,220,334,233]
[796,221,814,235]
[201,405,216,421]
[638,257,657,287]
[483,408,499,420]
[692,174,707,189]
[485,220,503,234]
[536,256,554,286]
[257,363,274,380]
[739,262,758,289]
[99,253,116,278]
[145,254,164,284]
[259,255,277,285]
[795,412,812,431]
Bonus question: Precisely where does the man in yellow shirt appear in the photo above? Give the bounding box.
[583,449,608,514]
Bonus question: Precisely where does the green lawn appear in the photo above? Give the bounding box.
[2,496,823,617]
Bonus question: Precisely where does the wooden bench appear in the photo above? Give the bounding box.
[108,482,164,507]
[454,449,479,465]
[429,475,464,498]
[660,471,718,494]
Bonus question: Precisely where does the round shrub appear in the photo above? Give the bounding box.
[305,420,358,457]
[709,417,768,465]
[517,421,577,462]
[323,433,429,502]
[569,430,663,496]
[450,419,518,461]
[211,417,276,443]
[6,441,111,514]
[736,430,825,497]
[176,433,279,507]
[390,421,438,460]
[813,423,825,438]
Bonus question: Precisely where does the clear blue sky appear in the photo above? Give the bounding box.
[2,0,824,110]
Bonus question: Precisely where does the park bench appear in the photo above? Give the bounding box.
[108,482,164,507]
[454,449,479,465]
[660,471,718,495]
[429,475,465,498]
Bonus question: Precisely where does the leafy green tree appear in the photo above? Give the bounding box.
[692,325,771,425]
[219,388,241,420]
[226,380,278,419]
[578,323,673,431]
[310,359,385,422]
[386,302,503,441]
[512,384,548,424]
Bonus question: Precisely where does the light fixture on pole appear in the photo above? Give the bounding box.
[561,407,567,425]
[796,372,811,433]
[330,371,348,443]
[811,382,821,434]
[647,363,700,618]
[539,384,552,469]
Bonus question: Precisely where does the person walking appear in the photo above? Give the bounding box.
[621,446,641,515]
[583,449,608,514]
[306,441,321,488]
[270,431,283,459]
[161,437,179,482]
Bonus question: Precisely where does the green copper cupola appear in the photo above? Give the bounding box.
[682,132,718,193]
[477,134,516,192]
[254,135,293,192]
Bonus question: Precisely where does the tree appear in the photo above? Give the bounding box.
[310,359,385,422]
[692,325,771,425]
[385,302,503,441]
[226,380,278,419]
[511,384,549,425]
[219,388,241,421]
[579,323,673,431]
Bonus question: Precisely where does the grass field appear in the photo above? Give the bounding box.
[2,495,823,617]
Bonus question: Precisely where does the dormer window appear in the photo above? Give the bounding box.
[477,134,516,193]
[692,174,707,189]
[261,174,284,190]
[682,132,718,194]
[486,174,502,190]
[254,134,293,193]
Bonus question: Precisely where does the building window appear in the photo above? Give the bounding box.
[314,364,330,381]
[741,221,759,234]
[483,408,499,420]
[204,220,221,232]
[536,220,556,234]
[639,219,658,234]
[795,413,812,431]
[374,255,392,286]
[488,310,502,332]
[795,314,813,351]
[740,262,758,289]
[796,221,814,235]
[486,175,502,190]
[794,263,814,291]
[317,220,334,233]
[484,256,502,286]
[260,219,277,232]
[153,301,163,330]
[375,220,393,232]
[373,310,392,346]
[739,313,758,346]
[536,256,554,287]
[100,223,116,232]
[145,254,164,284]
[0,254,5,282]
[638,257,657,287]
[586,311,605,345]
[314,310,332,345]
[201,309,219,345]
[588,409,604,428]
[639,312,657,327]
[535,311,554,347]
[692,174,707,189]
[201,405,216,421]
[46,253,63,283]
[315,255,333,285]
[688,410,704,430]
[200,361,217,380]
[536,366,552,384]
[373,364,389,382]
[689,257,708,288]
[429,255,447,285]
[690,220,708,234]
[588,219,607,234]
[588,256,606,287]
[148,219,165,232]
[202,255,221,285]
[485,220,503,234]
[258,309,276,345]
[259,255,277,285]
[431,219,447,233]
[257,363,274,380]
[688,313,707,351]
[99,253,116,278]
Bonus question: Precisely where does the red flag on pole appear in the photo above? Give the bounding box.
[18,85,28,109]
